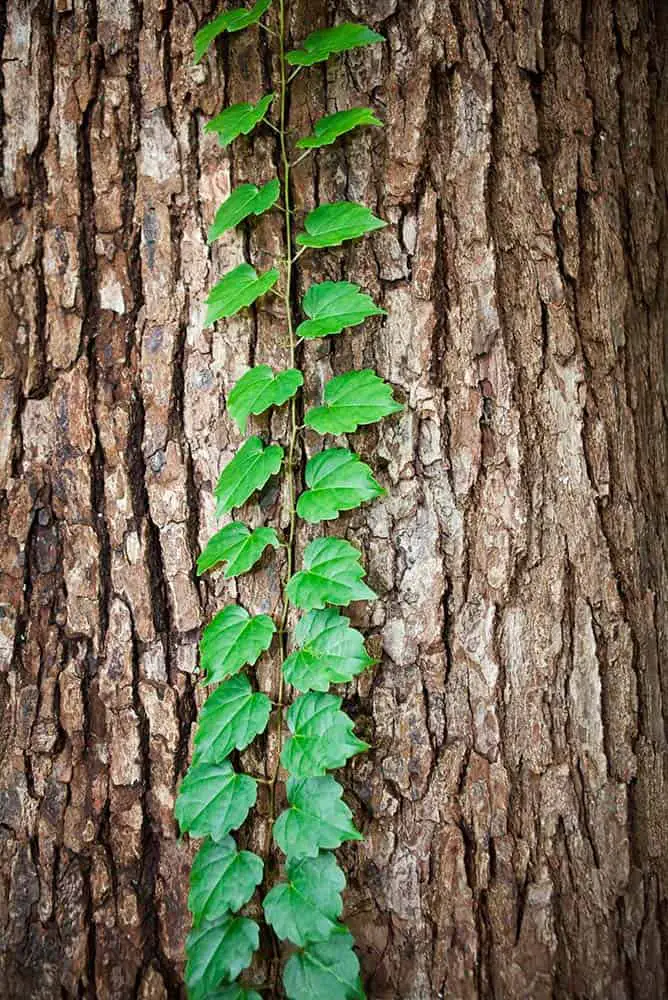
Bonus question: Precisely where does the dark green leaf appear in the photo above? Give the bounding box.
[274,775,362,858]
[206,263,279,325]
[296,281,385,340]
[283,609,375,691]
[194,0,272,63]
[304,369,402,435]
[263,852,346,946]
[281,692,368,777]
[228,365,303,432]
[205,93,275,147]
[175,761,257,842]
[287,23,383,67]
[189,836,264,925]
[214,437,284,515]
[200,604,276,685]
[296,108,382,150]
[286,538,376,610]
[185,914,259,999]
[206,988,262,1000]
[198,523,279,577]
[283,933,365,1000]
[194,675,272,763]
[208,179,280,242]
[296,448,384,523]
[296,202,386,249]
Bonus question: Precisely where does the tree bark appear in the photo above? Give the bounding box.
[1,0,666,997]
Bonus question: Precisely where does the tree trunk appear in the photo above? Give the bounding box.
[1,0,666,997]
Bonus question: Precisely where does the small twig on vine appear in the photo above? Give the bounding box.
[291,149,312,168]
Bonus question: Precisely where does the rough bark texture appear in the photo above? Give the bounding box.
[1,0,666,997]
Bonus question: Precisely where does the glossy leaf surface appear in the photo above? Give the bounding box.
[185,915,259,999]
[208,179,280,242]
[194,0,272,63]
[281,692,368,777]
[205,93,275,147]
[263,852,345,946]
[283,608,375,691]
[296,202,386,249]
[214,437,284,515]
[228,365,303,432]
[296,281,384,340]
[296,448,384,523]
[198,522,279,577]
[206,263,279,325]
[200,605,275,685]
[296,107,382,150]
[175,761,257,842]
[194,675,272,764]
[304,369,402,434]
[273,775,362,858]
[283,933,365,1000]
[189,836,264,924]
[287,23,383,67]
[286,538,376,610]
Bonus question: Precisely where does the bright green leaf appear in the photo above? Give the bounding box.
[274,775,362,858]
[296,202,386,249]
[283,608,375,691]
[208,179,280,243]
[296,448,384,523]
[200,604,276,685]
[214,437,284,515]
[296,108,382,150]
[287,23,383,67]
[194,0,272,63]
[198,522,279,578]
[205,93,275,147]
[282,692,368,777]
[175,761,257,842]
[189,836,264,925]
[194,675,272,763]
[228,365,303,432]
[286,538,376,610]
[206,263,279,325]
[263,852,346,946]
[296,281,385,339]
[284,933,365,1000]
[185,914,259,999]
[206,988,263,1000]
[305,369,402,435]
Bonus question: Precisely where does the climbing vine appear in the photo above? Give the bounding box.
[175,3,398,997]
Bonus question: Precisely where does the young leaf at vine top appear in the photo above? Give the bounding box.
[281,692,369,777]
[263,852,346,947]
[273,775,363,858]
[194,0,272,64]
[193,675,272,764]
[296,447,384,523]
[197,523,279,577]
[286,537,377,610]
[287,22,383,67]
[205,94,275,147]
[208,179,280,243]
[228,365,303,432]
[283,933,365,1000]
[200,604,275,685]
[283,608,376,691]
[296,202,386,249]
[305,369,402,435]
[175,760,257,842]
[296,281,385,339]
[206,263,279,325]
[214,437,283,515]
[296,107,382,150]
[189,836,264,925]
[185,914,260,1000]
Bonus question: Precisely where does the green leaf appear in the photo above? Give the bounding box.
[185,914,259,999]
[283,609,375,691]
[282,692,368,777]
[284,933,365,1000]
[296,108,382,150]
[198,523,279,577]
[296,281,385,339]
[304,369,402,435]
[205,988,263,1000]
[296,202,386,249]
[214,437,284,515]
[206,263,279,325]
[287,23,384,67]
[263,852,346,946]
[189,836,264,925]
[287,538,376,610]
[205,93,275,147]
[175,761,257,841]
[194,0,272,63]
[200,605,276,685]
[274,775,362,858]
[208,179,280,243]
[194,675,272,763]
[228,365,303,432]
[296,448,384,523]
